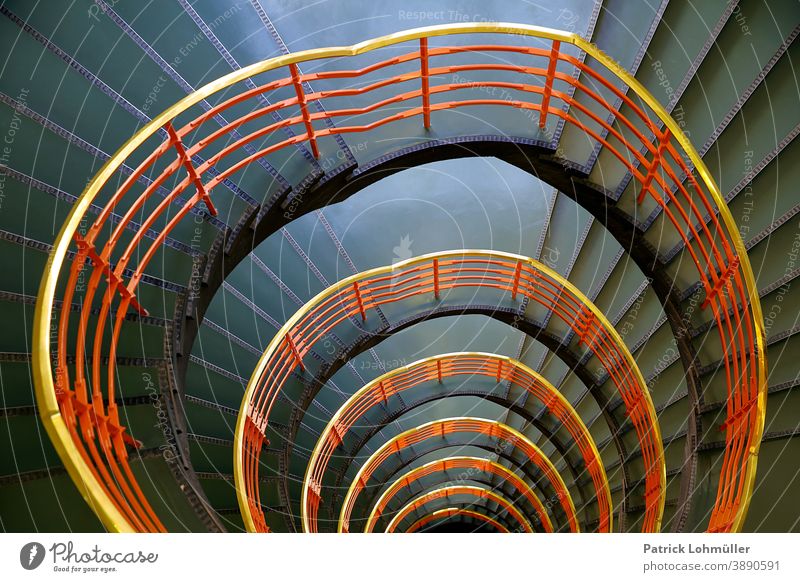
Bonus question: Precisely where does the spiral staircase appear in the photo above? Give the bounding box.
[0,0,798,534]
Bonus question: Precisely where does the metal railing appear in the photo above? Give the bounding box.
[406,507,510,533]
[31,23,765,533]
[241,251,660,532]
[364,456,554,533]
[385,485,531,533]
[336,417,577,533]
[302,353,610,532]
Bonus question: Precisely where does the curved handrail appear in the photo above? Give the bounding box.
[336,417,578,533]
[364,456,554,533]
[302,352,609,532]
[242,250,659,532]
[386,485,531,533]
[407,507,509,533]
[31,22,765,533]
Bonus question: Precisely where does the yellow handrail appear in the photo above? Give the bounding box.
[32,22,765,533]
[240,250,660,532]
[336,416,579,533]
[406,507,510,533]
[302,352,610,533]
[364,456,554,533]
[385,485,533,533]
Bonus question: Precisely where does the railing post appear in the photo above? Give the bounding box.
[289,63,320,158]
[378,380,388,403]
[625,388,646,416]
[286,332,306,372]
[511,260,522,300]
[165,122,218,216]
[331,421,345,446]
[433,258,440,299]
[420,37,431,129]
[545,391,555,412]
[574,306,598,350]
[538,40,561,129]
[701,256,740,309]
[718,396,757,431]
[308,477,322,503]
[352,281,367,321]
[73,234,149,316]
[637,128,672,204]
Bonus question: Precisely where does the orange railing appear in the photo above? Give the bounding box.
[303,353,610,532]
[363,456,554,533]
[407,507,510,533]
[241,252,661,533]
[32,23,765,533]
[385,485,532,533]
[336,418,576,533]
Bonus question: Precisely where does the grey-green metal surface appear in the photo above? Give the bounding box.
[0,0,798,533]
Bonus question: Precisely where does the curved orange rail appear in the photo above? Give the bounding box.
[407,507,509,533]
[35,24,764,532]
[304,353,609,533]
[245,251,658,532]
[385,485,532,533]
[364,456,554,533]
[337,417,578,534]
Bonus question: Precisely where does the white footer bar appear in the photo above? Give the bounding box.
[1,533,798,581]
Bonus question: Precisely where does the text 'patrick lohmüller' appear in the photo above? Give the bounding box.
[644,543,750,554]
